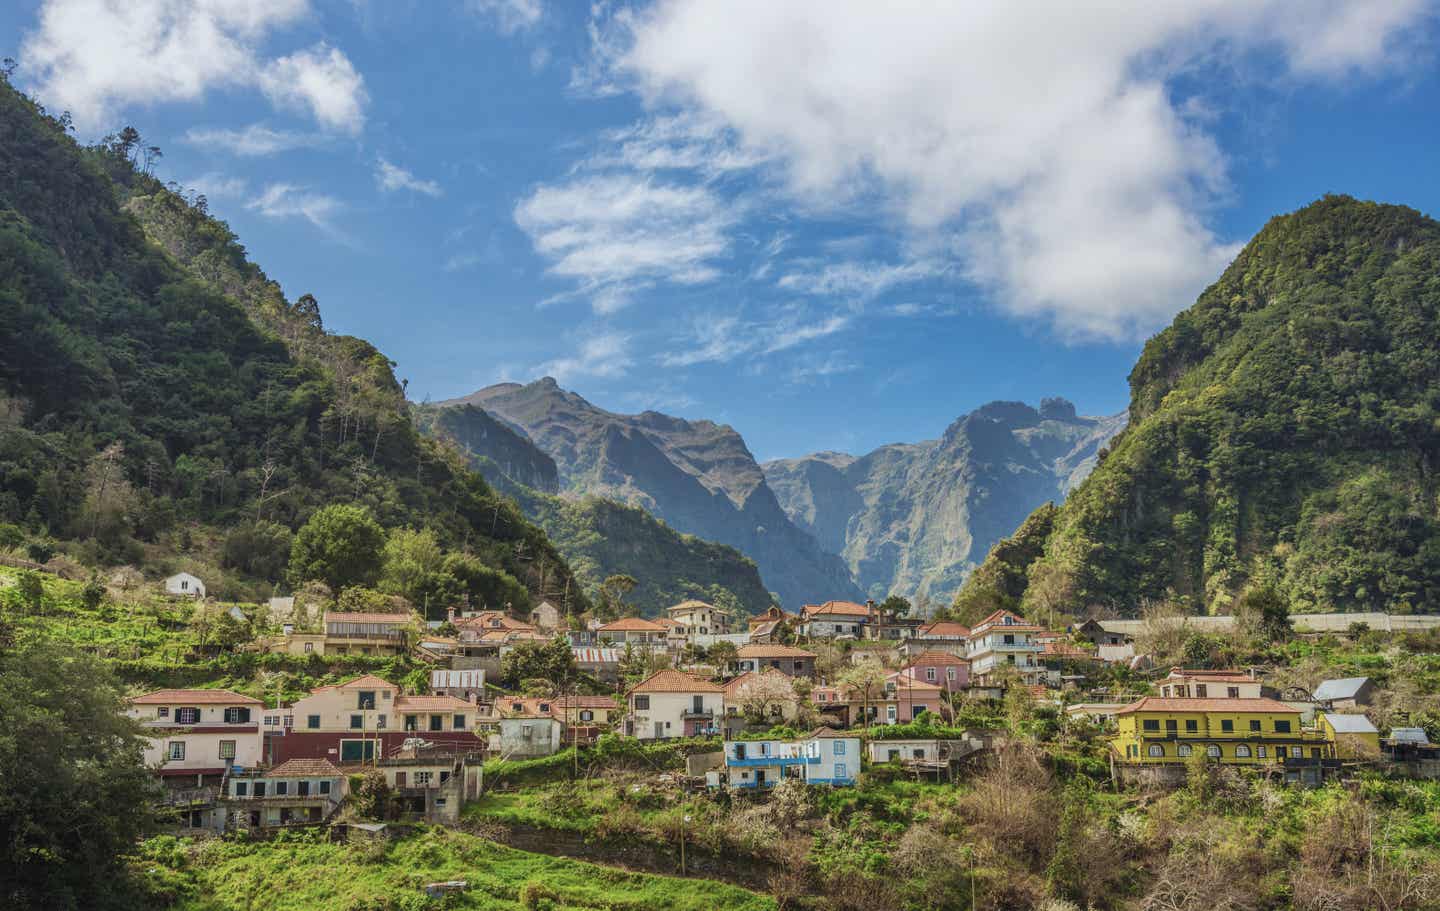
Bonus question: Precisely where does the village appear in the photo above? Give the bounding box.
[126,575,1440,837]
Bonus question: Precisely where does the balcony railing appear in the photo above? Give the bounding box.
[681,709,715,719]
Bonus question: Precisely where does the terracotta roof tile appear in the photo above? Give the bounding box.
[269,758,344,777]
[324,611,415,624]
[801,600,874,619]
[129,688,262,705]
[1116,696,1299,715]
[627,669,724,694]
[394,695,478,712]
[598,617,668,632]
[736,643,816,659]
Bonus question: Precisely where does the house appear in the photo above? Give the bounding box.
[667,599,733,637]
[1317,713,1381,759]
[734,643,817,678]
[748,606,792,643]
[866,737,984,765]
[429,668,486,703]
[1312,677,1376,709]
[571,646,623,682]
[625,669,724,739]
[798,600,876,639]
[596,617,669,646]
[224,759,347,831]
[322,611,416,657]
[1110,697,1335,780]
[529,600,563,632]
[549,695,619,727]
[724,669,801,728]
[898,650,970,694]
[274,675,481,764]
[965,610,1046,686]
[1156,668,1265,699]
[377,742,484,823]
[810,675,944,728]
[126,689,264,783]
[713,728,860,789]
[492,715,565,758]
[164,572,206,599]
[1074,620,1136,664]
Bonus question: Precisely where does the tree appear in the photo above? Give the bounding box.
[596,574,637,621]
[289,504,385,592]
[734,671,796,723]
[14,570,43,614]
[879,595,912,620]
[222,520,292,581]
[441,553,529,613]
[378,527,453,611]
[500,638,578,689]
[707,639,739,673]
[838,659,888,730]
[1237,584,1291,644]
[0,640,157,908]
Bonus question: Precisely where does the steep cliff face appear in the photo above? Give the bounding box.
[441,379,863,608]
[765,400,1124,600]
[959,196,1440,616]
[415,404,559,493]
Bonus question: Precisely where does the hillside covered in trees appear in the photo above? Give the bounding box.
[0,78,585,613]
[958,196,1440,618]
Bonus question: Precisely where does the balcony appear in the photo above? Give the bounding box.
[681,708,715,720]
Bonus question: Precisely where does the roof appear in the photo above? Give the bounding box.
[904,650,970,666]
[1313,677,1372,701]
[628,669,724,694]
[129,688,262,705]
[1323,713,1378,734]
[597,617,668,632]
[801,600,873,619]
[333,674,397,691]
[971,609,1045,633]
[1116,696,1300,715]
[919,621,970,638]
[553,695,618,709]
[749,620,781,638]
[324,611,414,624]
[394,695,477,712]
[736,643,816,659]
[1389,727,1431,744]
[1042,640,1096,660]
[269,758,344,778]
[668,599,727,614]
[1162,667,1256,682]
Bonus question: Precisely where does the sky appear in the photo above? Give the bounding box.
[4,0,1440,461]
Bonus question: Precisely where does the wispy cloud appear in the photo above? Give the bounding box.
[658,309,851,367]
[183,123,323,157]
[185,172,248,201]
[788,352,859,385]
[246,183,343,232]
[466,0,543,34]
[777,259,946,299]
[376,158,443,197]
[258,43,369,136]
[536,331,634,382]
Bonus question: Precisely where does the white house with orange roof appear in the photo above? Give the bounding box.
[666,599,733,637]
[597,616,669,646]
[274,674,481,764]
[1157,667,1266,699]
[125,689,265,783]
[625,669,725,739]
[733,642,817,677]
[798,600,876,639]
[965,609,1047,685]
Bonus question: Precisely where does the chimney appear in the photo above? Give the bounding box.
[447,606,456,624]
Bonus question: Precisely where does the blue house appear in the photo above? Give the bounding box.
[714,727,860,789]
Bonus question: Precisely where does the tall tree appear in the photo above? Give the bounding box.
[289,504,385,592]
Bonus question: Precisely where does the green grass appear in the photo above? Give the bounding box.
[137,828,775,911]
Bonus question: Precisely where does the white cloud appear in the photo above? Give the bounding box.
[258,43,368,135]
[777,259,946,300]
[536,331,634,382]
[376,158,443,197]
[246,183,342,231]
[788,353,859,385]
[515,174,738,313]
[18,1,368,135]
[186,172,248,200]
[658,309,851,367]
[610,0,1432,340]
[586,112,770,177]
[466,0,543,34]
[183,123,322,156]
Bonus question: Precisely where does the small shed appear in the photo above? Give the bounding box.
[1319,712,1381,759]
[165,572,206,599]
[1312,677,1376,709]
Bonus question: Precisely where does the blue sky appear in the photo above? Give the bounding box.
[5,1,1440,461]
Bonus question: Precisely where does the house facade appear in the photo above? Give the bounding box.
[625,669,724,739]
[164,572,206,598]
[898,650,970,693]
[273,675,482,764]
[492,715,565,758]
[1317,712,1381,758]
[224,759,347,830]
[321,611,415,657]
[126,689,264,783]
[529,600,563,632]
[429,668,486,703]
[1156,668,1265,699]
[715,728,860,789]
[734,643,817,678]
[596,617,669,646]
[667,599,733,637]
[799,601,875,639]
[965,610,1046,685]
[1111,697,1335,766]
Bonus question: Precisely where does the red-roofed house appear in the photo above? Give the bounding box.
[799,600,876,639]
[597,617,669,646]
[966,610,1046,685]
[898,650,971,693]
[625,670,724,739]
[273,675,481,764]
[126,689,265,783]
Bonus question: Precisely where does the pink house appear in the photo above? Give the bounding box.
[898,649,970,694]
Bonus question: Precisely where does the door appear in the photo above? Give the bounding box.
[395,772,406,787]
[756,769,767,787]
[653,721,665,739]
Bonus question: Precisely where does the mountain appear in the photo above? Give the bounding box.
[0,79,585,609]
[417,401,774,614]
[441,379,864,608]
[764,399,1124,600]
[958,196,1440,617]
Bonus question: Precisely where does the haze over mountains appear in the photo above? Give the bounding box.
[433,379,1124,610]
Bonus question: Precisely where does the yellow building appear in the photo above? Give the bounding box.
[1317,712,1381,759]
[1111,697,1333,766]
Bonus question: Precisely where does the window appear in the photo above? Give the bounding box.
[168,741,186,761]
[1235,745,1252,758]
[1196,684,1208,697]
[429,714,443,732]
[376,715,386,730]
[158,707,170,718]
[734,743,747,760]
[219,740,237,760]
[1257,746,1267,758]
[235,782,248,796]
[340,740,376,762]
[634,695,650,711]
[1177,743,1193,757]
[297,781,309,797]
[1148,744,1165,757]
[415,771,433,786]
[946,668,956,681]
[224,707,251,724]
[1206,744,1221,758]
[350,714,364,729]
[1142,719,1160,732]
[538,703,550,714]
[579,710,593,722]
[925,668,936,681]
[1165,719,1178,732]
[307,715,320,730]
[835,762,848,779]
[1227,687,1240,698]
[319,780,331,795]
[1003,634,1016,645]
[303,641,314,653]
[254,782,266,797]
[453,714,466,730]
[886,705,897,722]
[1250,720,1262,732]
[834,740,847,755]
[1290,746,1303,758]
[1185,719,1198,733]
[1274,720,1292,733]
[176,707,200,725]
[264,715,280,727]
[404,715,418,731]
[1221,719,1234,733]
[914,748,926,759]
[275,781,288,796]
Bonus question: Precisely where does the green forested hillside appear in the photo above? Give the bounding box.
[959,196,1440,617]
[0,79,584,610]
